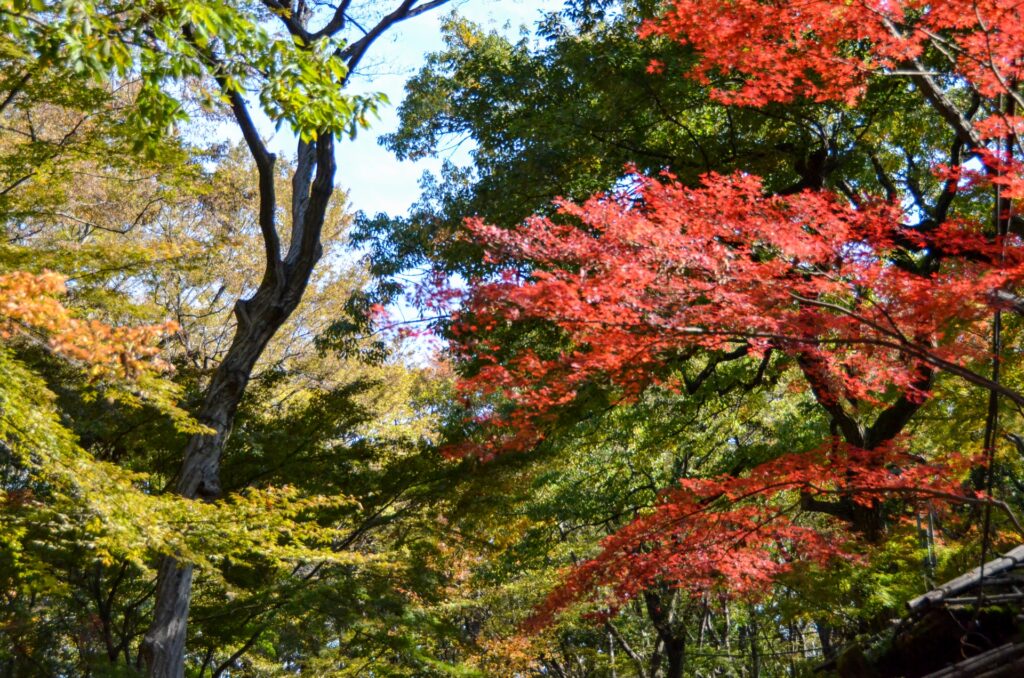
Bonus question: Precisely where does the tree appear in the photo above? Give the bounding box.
[4,0,458,674]
[355,0,961,290]
[1,68,483,669]
[440,0,1024,661]
[351,4,1015,666]
[0,270,365,674]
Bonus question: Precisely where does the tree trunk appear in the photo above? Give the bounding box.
[644,590,685,678]
[141,562,193,678]
[141,132,334,677]
[663,636,685,678]
[137,4,451,672]
[140,288,303,676]
[749,607,761,678]
[816,619,834,659]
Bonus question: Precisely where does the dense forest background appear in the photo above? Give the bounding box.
[4,0,1024,675]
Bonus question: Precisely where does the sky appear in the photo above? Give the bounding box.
[285,0,562,220]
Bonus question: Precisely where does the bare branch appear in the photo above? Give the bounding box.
[311,0,355,40]
[340,1,451,73]
[225,93,283,283]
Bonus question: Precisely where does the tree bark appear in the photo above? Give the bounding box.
[141,563,194,678]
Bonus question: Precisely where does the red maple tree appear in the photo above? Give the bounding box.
[442,0,1024,622]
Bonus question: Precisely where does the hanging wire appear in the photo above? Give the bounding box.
[975,90,1016,614]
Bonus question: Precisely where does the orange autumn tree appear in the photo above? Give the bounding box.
[0,271,177,379]
[441,0,1024,629]
[1,270,180,571]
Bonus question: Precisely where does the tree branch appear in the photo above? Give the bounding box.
[211,626,266,678]
[184,26,282,281]
[866,363,934,448]
[605,620,649,678]
[340,1,451,74]
[794,350,866,447]
[260,0,313,43]
[290,139,316,241]
[881,17,983,148]
[0,71,31,116]
[225,90,281,280]
[284,133,334,273]
[311,0,355,41]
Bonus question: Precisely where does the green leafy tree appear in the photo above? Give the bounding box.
[3,0,462,674]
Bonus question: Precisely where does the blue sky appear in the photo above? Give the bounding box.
[317,1,562,340]
[332,0,561,218]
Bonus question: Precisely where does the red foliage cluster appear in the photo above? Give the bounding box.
[641,0,1024,109]
[439,0,1024,624]
[449,173,1021,459]
[445,172,1017,616]
[527,441,975,628]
